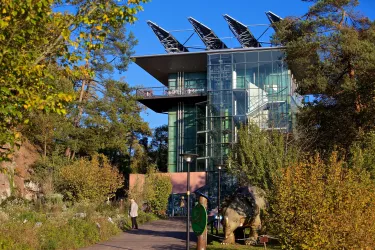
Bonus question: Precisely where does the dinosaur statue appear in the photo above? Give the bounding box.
[221,186,266,245]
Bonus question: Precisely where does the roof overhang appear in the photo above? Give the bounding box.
[133,51,207,86]
[138,95,207,113]
[132,47,284,86]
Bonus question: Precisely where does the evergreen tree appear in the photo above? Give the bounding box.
[150,125,168,172]
[274,0,375,152]
[228,123,298,192]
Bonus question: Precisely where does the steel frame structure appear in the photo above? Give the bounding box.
[187,17,227,50]
[147,20,189,53]
[266,11,283,25]
[223,14,261,48]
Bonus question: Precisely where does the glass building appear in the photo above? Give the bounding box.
[135,47,298,173]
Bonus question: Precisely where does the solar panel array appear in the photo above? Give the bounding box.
[148,11,282,53]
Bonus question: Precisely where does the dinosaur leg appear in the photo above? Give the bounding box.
[221,230,235,245]
[245,214,261,245]
[221,219,236,245]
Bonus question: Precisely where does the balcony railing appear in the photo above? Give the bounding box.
[136,86,207,98]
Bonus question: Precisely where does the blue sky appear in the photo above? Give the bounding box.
[125,0,375,129]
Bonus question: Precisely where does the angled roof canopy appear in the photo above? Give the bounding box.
[187,17,227,50]
[265,11,283,27]
[223,14,261,48]
[147,20,189,53]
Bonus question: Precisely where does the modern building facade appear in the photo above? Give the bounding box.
[135,13,299,174]
[135,47,299,173]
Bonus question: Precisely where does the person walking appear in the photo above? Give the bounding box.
[129,199,139,229]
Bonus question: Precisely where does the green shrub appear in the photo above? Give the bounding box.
[0,201,156,250]
[58,154,124,202]
[228,123,298,192]
[0,221,39,250]
[273,152,375,249]
[142,167,172,216]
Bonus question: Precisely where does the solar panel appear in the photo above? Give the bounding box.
[187,17,227,50]
[266,11,283,25]
[223,14,261,48]
[147,21,189,53]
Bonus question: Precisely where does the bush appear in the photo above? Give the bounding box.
[0,198,157,250]
[130,167,172,216]
[228,123,298,192]
[273,152,375,249]
[143,167,172,216]
[58,154,124,202]
[0,221,39,250]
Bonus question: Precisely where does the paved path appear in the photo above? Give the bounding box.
[81,218,197,250]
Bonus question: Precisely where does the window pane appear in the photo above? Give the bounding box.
[233,53,245,63]
[259,51,272,62]
[220,54,232,64]
[272,50,285,61]
[245,51,258,63]
[209,54,220,65]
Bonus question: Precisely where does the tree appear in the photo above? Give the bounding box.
[129,125,168,174]
[273,0,375,152]
[149,125,168,172]
[17,1,151,171]
[0,0,148,161]
[130,140,151,174]
[228,123,298,192]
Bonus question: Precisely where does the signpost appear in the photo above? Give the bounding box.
[192,195,208,250]
[259,235,269,249]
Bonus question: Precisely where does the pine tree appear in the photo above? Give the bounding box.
[274,0,375,152]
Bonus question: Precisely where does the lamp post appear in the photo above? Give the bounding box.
[180,153,198,250]
[216,164,225,234]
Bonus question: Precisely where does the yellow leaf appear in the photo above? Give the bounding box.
[15,132,21,139]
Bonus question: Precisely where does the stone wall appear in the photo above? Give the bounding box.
[129,172,206,194]
[0,141,41,202]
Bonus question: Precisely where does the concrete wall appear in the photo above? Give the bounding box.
[129,172,206,194]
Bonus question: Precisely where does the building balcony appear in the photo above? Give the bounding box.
[136,87,207,113]
[136,86,207,99]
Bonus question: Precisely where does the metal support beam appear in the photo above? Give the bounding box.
[265,11,283,25]
[187,17,227,50]
[147,20,189,53]
[223,14,261,48]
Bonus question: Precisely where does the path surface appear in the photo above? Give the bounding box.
[81,218,197,250]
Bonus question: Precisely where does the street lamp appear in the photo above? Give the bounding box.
[180,153,198,250]
[216,164,225,234]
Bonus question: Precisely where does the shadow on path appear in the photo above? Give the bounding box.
[126,228,196,242]
[81,218,196,250]
[95,244,132,250]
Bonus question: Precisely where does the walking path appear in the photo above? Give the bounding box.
[81,218,196,250]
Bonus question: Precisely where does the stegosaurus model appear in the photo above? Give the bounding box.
[221,186,266,245]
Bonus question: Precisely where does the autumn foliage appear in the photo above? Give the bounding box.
[273,152,375,249]
[59,154,124,202]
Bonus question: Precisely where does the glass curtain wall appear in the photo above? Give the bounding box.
[197,49,293,171]
[167,72,206,172]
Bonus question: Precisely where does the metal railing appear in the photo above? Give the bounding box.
[136,86,207,98]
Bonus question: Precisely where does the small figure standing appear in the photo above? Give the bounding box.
[180,196,186,216]
[129,199,139,229]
